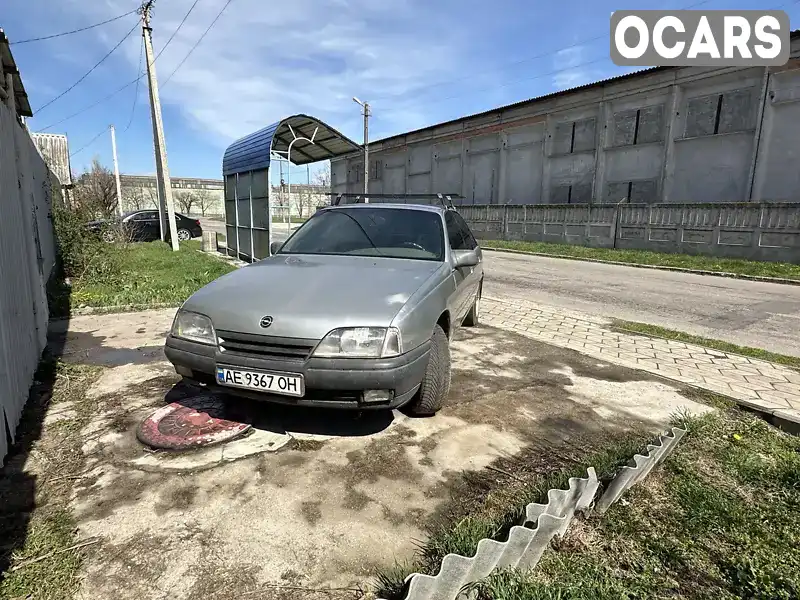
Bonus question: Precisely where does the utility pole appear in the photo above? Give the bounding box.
[110,125,123,216]
[139,0,179,250]
[353,97,370,200]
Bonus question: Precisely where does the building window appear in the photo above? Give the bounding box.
[552,118,596,155]
[612,105,664,146]
[685,89,755,138]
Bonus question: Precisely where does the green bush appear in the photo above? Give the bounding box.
[51,203,115,280]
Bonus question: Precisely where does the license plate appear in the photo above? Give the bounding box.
[215,366,304,397]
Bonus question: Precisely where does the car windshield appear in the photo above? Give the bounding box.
[279,207,445,261]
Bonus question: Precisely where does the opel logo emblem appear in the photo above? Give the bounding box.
[259,315,273,328]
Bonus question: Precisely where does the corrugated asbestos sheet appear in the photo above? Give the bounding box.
[31,132,72,185]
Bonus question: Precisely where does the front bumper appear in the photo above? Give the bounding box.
[164,335,430,409]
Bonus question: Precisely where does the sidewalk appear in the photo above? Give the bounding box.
[483,297,800,429]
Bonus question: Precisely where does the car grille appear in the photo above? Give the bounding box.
[216,330,317,362]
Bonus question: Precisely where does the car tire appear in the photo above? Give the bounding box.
[404,324,451,417]
[463,288,481,327]
[177,228,192,241]
[101,229,117,243]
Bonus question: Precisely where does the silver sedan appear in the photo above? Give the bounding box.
[164,203,483,416]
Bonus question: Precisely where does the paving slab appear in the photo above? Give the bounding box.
[484,296,800,429]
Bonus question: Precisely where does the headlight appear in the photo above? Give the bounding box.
[171,311,216,345]
[313,327,403,358]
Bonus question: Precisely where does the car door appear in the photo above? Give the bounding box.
[445,211,473,321]
[452,211,482,303]
[128,211,160,241]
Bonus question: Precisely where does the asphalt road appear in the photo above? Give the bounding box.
[199,217,298,243]
[483,250,800,357]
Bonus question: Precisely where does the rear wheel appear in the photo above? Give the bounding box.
[404,325,451,417]
[177,228,192,241]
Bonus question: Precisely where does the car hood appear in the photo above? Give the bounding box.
[181,254,444,340]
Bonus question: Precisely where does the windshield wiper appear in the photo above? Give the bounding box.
[334,212,386,256]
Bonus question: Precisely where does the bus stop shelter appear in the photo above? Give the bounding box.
[221,114,360,261]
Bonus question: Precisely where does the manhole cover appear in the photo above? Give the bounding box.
[137,395,251,450]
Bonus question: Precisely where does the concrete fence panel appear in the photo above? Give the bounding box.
[460,202,800,262]
[0,104,58,464]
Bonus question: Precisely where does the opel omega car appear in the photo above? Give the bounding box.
[164,202,483,416]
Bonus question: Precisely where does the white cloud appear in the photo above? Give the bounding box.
[60,0,471,147]
[552,44,588,89]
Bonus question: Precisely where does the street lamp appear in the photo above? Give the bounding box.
[353,97,370,200]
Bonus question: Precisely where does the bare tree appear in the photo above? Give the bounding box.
[195,189,215,216]
[313,162,331,189]
[71,159,118,217]
[144,186,160,209]
[122,186,148,212]
[313,163,332,208]
[175,190,197,215]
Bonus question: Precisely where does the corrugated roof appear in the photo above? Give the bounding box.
[368,29,800,148]
[222,114,361,175]
[0,29,32,118]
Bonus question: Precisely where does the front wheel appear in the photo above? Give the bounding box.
[404,325,451,417]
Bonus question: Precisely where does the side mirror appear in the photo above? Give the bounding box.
[269,241,283,256]
[452,249,479,269]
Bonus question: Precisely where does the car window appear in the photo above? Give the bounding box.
[445,211,469,250]
[279,207,445,261]
[131,211,157,221]
[453,212,478,250]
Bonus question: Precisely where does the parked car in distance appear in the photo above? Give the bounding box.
[87,210,203,243]
[165,202,484,416]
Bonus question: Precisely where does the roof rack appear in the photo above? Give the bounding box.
[329,193,462,209]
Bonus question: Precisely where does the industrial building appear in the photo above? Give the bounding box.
[331,32,800,205]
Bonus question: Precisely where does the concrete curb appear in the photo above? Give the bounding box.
[51,303,181,320]
[481,246,800,287]
[384,430,686,600]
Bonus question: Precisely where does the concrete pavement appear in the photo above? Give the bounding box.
[483,250,800,358]
[482,296,800,429]
[199,216,300,243]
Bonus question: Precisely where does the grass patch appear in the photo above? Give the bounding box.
[472,409,800,599]
[0,357,104,599]
[271,216,308,224]
[374,432,653,599]
[482,239,800,281]
[54,240,234,315]
[613,320,800,370]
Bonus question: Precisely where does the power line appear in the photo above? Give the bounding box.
[125,36,145,132]
[35,20,140,114]
[38,77,141,132]
[377,0,798,116]
[152,0,203,65]
[69,126,108,158]
[163,0,235,87]
[35,0,206,131]
[10,9,138,45]
[370,0,716,102]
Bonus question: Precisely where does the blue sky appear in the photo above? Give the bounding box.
[5,0,799,182]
